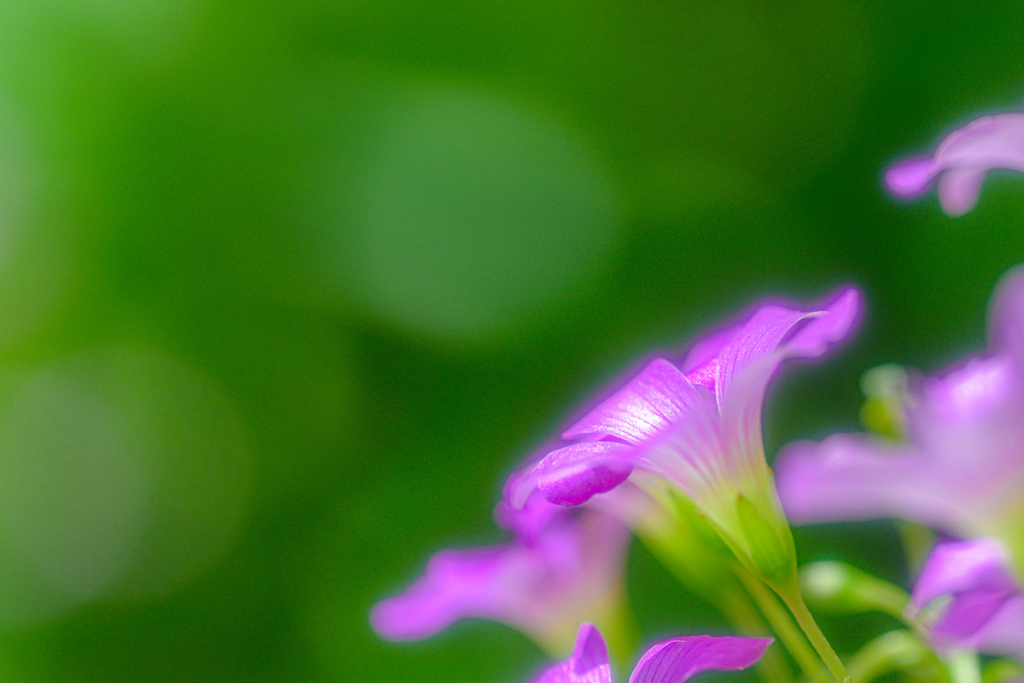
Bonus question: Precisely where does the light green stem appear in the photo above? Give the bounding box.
[717,586,794,683]
[737,570,829,683]
[946,650,981,683]
[846,630,935,683]
[777,581,852,683]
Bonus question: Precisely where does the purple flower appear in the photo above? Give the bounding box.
[908,538,1024,663]
[370,492,631,655]
[508,288,860,579]
[775,266,1024,571]
[885,112,1024,216]
[532,623,770,683]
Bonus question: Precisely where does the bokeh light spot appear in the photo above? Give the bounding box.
[334,82,622,343]
[0,370,148,605]
[0,343,251,628]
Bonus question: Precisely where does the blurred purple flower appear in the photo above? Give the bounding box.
[776,266,1024,571]
[908,538,1024,663]
[370,491,631,654]
[508,288,860,578]
[885,112,1024,216]
[532,622,770,683]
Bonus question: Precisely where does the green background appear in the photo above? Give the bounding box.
[0,0,1020,680]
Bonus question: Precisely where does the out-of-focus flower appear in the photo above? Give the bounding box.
[884,112,1024,216]
[776,266,1024,573]
[370,491,631,655]
[532,622,771,683]
[509,288,860,581]
[908,538,1024,663]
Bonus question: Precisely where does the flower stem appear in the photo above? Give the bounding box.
[736,570,829,683]
[775,580,852,683]
[718,585,794,683]
[946,650,981,683]
[846,630,935,683]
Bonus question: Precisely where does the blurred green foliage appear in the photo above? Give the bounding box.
[0,0,1020,680]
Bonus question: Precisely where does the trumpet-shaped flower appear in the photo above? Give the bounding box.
[531,622,770,683]
[370,491,631,655]
[509,288,860,581]
[885,112,1024,216]
[775,266,1024,573]
[908,538,1024,663]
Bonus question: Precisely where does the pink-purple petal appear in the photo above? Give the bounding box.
[974,595,1024,663]
[783,289,862,360]
[534,623,613,683]
[910,539,1020,642]
[532,441,635,506]
[714,306,809,407]
[908,539,1024,662]
[564,359,706,444]
[370,546,509,640]
[495,484,564,539]
[628,636,772,683]
[912,538,1018,610]
[681,323,744,385]
[533,625,770,683]
[372,502,631,651]
[987,265,1024,363]
[885,157,938,198]
[936,167,988,216]
[885,112,1024,216]
[775,434,963,532]
[935,113,1024,171]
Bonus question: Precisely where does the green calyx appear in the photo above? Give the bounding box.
[735,494,796,582]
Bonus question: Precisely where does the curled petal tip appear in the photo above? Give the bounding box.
[530,441,634,506]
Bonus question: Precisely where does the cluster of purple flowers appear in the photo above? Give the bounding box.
[371,99,1024,683]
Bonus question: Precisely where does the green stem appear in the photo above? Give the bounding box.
[946,650,981,683]
[718,586,794,683]
[643,537,794,683]
[776,580,852,683]
[737,570,829,683]
[845,630,935,683]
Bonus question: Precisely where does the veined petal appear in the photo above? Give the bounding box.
[534,623,612,683]
[639,392,728,513]
[782,289,862,360]
[563,359,705,444]
[717,289,861,498]
[533,625,770,683]
[531,441,635,506]
[716,287,860,411]
[715,306,809,410]
[681,324,743,392]
[628,635,772,683]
